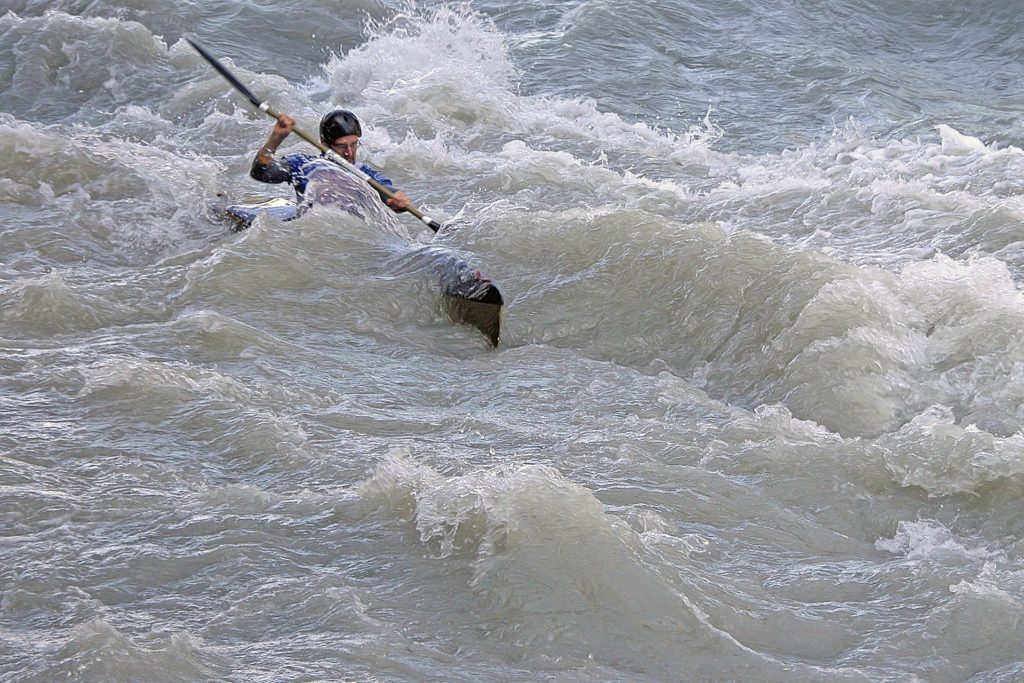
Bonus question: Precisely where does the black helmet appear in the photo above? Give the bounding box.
[319,109,362,145]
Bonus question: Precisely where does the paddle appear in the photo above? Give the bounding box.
[186,37,444,233]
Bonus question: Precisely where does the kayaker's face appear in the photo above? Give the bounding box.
[330,135,359,164]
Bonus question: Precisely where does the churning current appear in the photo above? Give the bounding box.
[2,1,1023,681]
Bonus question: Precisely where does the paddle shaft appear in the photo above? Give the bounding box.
[186,37,442,232]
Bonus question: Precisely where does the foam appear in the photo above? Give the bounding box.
[876,519,1002,561]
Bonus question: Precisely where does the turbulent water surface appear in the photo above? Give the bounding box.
[3,1,1024,681]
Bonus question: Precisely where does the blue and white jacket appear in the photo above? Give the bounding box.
[250,151,396,204]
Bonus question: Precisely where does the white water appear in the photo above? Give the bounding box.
[2,2,1024,681]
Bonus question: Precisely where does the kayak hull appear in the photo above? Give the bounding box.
[218,195,503,347]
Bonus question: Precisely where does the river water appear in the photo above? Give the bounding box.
[3,2,1024,681]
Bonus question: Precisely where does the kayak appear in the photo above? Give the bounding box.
[217,189,503,347]
[223,196,299,226]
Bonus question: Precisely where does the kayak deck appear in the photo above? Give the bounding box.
[222,196,299,230]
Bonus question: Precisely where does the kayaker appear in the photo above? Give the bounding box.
[250,109,411,212]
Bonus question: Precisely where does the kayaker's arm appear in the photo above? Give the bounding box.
[250,155,292,184]
[361,165,410,213]
[250,113,295,183]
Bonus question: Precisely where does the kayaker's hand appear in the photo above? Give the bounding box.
[269,113,295,144]
[387,191,411,212]
[256,113,296,164]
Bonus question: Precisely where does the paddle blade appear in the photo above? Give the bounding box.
[186,37,263,109]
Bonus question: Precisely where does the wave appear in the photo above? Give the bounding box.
[19,618,230,683]
[353,453,856,680]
